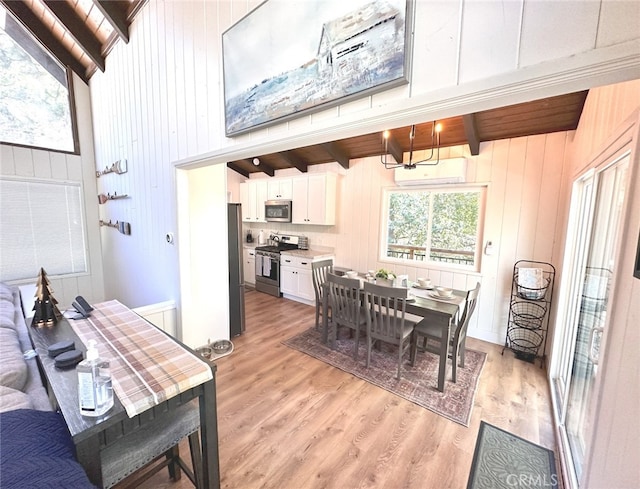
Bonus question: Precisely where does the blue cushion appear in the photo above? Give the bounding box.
[0,409,96,488]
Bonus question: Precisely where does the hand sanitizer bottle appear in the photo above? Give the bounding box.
[78,340,114,417]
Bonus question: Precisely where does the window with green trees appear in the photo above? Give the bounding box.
[383,186,485,269]
[0,6,76,153]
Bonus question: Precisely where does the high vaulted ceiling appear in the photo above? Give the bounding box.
[227,90,589,177]
[2,1,588,172]
[1,0,144,83]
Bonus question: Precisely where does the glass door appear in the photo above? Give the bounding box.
[553,153,629,484]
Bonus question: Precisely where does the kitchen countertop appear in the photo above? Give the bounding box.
[280,248,335,260]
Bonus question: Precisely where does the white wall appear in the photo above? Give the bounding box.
[88,0,639,335]
[0,74,104,308]
[177,162,230,348]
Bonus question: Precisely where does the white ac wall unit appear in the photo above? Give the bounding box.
[393,158,467,186]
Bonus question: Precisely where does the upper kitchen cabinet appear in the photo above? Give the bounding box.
[239,180,267,222]
[292,173,337,225]
[267,178,293,200]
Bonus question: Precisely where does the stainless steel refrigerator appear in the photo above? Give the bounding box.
[228,203,246,337]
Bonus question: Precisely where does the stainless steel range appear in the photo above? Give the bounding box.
[255,234,299,297]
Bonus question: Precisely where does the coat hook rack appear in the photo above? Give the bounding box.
[96,159,128,178]
[99,219,131,235]
[98,192,129,204]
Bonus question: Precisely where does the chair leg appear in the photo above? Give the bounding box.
[459,339,466,368]
[451,344,459,383]
[353,326,359,360]
[410,333,417,366]
[315,302,320,330]
[397,342,402,380]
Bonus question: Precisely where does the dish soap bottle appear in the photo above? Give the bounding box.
[77,340,114,417]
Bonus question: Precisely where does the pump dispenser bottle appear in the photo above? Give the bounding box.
[77,340,113,417]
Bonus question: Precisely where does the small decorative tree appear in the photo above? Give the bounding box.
[32,268,62,327]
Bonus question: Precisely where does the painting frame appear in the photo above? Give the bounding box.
[222,0,413,137]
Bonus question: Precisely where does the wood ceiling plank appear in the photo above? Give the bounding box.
[1,0,89,83]
[42,0,105,71]
[93,0,130,43]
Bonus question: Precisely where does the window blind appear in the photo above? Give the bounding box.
[0,177,87,281]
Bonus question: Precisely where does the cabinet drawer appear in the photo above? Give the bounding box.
[280,255,312,269]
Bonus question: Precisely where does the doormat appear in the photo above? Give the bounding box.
[283,328,485,426]
[467,421,558,489]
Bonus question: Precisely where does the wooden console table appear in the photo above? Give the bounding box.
[29,301,220,488]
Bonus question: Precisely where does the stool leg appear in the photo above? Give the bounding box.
[166,444,182,481]
[189,431,203,489]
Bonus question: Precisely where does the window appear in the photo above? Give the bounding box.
[0,6,77,153]
[382,186,485,270]
[0,177,87,282]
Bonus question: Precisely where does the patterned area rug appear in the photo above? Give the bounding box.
[467,422,558,489]
[283,328,486,426]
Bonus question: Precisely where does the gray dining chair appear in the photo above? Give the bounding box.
[363,282,418,380]
[312,258,333,330]
[410,282,480,383]
[326,272,367,359]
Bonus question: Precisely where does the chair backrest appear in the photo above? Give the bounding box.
[363,282,409,342]
[312,258,333,302]
[326,273,361,328]
[453,282,481,345]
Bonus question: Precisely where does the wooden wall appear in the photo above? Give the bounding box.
[0,75,104,308]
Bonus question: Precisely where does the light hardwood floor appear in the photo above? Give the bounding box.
[134,289,556,489]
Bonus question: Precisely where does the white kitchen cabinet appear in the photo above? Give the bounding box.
[280,254,315,303]
[243,247,256,285]
[291,173,337,225]
[239,180,267,222]
[267,178,292,200]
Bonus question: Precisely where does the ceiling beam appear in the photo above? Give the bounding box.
[279,151,308,173]
[320,142,350,169]
[1,0,89,84]
[462,113,480,156]
[93,0,130,43]
[227,162,249,178]
[42,0,105,72]
[247,158,274,177]
[384,132,404,164]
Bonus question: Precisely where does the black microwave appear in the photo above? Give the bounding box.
[265,200,292,222]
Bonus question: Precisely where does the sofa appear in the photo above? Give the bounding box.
[0,282,96,488]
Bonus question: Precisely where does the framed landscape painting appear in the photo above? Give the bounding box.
[222,0,413,136]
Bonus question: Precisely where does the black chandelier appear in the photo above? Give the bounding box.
[381,121,442,169]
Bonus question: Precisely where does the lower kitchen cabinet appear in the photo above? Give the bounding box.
[243,247,256,286]
[280,255,316,303]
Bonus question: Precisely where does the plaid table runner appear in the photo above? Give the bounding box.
[69,300,213,418]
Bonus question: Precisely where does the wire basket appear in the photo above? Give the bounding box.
[510,300,546,330]
[514,272,550,300]
[507,325,543,354]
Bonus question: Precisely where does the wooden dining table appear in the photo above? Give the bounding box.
[321,279,465,392]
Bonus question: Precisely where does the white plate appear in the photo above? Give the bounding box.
[412,284,433,290]
[428,291,455,301]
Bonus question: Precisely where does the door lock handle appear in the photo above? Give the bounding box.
[588,326,604,365]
